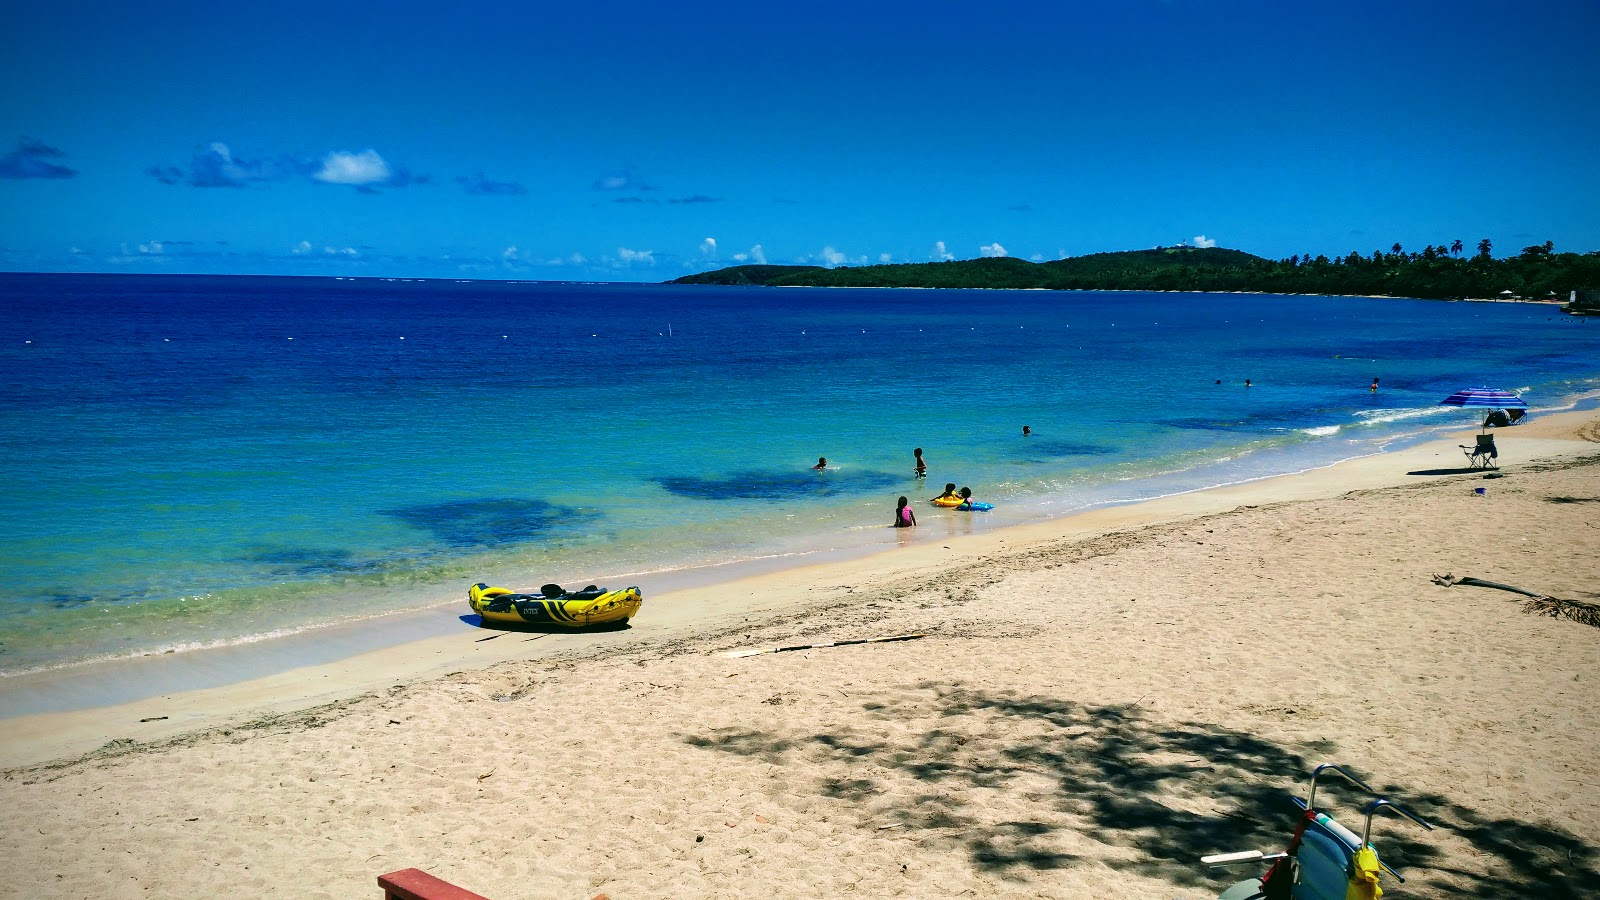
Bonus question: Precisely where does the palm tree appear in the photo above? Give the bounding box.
[1450,239,1464,257]
[1391,242,1403,256]
[1477,238,1492,259]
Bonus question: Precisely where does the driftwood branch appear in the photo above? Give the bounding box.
[1432,574,1600,629]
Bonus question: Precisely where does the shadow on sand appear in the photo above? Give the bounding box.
[684,682,1598,897]
[457,613,631,637]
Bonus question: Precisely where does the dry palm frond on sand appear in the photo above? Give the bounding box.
[1432,573,1600,629]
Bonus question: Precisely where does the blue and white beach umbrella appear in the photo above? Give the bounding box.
[1439,387,1529,409]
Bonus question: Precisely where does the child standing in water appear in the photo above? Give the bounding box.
[893,496,917,527]
[913,447,926,478]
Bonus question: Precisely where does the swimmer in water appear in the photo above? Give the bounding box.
[933,482,958,501]
[1245,379,1252,388]
[913,447,926,478]
[1371,377,1379,392]
[956,486,976,510]
[1022,425,1031,436]
[812,456,827,470]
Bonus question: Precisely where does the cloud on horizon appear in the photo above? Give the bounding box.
[593,170,653,192]
[1192,234,1217,248]
[315,150,424,191]
[731,244,766,265]
[147,142,309,188]
[147,143,424,191]
[456,172,527,195]
[0,136,77,179]
[980,242,1007,257]
[932,241,955,261]
[617,247,655,265]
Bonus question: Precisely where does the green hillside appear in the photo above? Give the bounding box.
[671,247,1268,290]
[670,243,1600,300]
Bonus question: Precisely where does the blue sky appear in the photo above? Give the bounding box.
[3,0,1597,282]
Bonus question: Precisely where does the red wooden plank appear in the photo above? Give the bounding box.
[378,868,493,900]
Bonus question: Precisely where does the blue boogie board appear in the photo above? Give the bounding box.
[956,502,993,511]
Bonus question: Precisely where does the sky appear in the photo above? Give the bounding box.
[2,0,1598,282]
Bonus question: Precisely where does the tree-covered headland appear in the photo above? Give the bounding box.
[672,241,1600,302]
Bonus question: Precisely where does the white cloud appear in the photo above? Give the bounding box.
[68,246,82,254]
[699,237,717,256]
[291,240,312,255]
[502,246,519,261]
[324,245,359,256]
[733,252,747,262]
[819,246,847,267]
[1030,253,1044,261]
[618,247,655,265]
[314,150,391,186]
[980,242,1007,257]
[111,243,172,264]
[570,252,586,265]
[932,241,954,261]
[749,244,766,265]
[1193,234,1217,248]
[878,253,892,264]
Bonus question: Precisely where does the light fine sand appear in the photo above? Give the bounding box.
[3,413,1599,898]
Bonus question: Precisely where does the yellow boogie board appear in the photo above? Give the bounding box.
[468,582,643,627]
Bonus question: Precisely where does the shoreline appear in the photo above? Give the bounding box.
[3,409,1596,770]
[2,411,1596,897]
[6,389,1592,695]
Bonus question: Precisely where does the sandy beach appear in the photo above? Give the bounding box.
[3,410,1598,899]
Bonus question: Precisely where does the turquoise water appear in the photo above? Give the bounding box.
[1,273,1595,675]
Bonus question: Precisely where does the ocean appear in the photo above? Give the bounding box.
[1,273,1595,677]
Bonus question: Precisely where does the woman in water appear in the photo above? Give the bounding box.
[893,496,917,528]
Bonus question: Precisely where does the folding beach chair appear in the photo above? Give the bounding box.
[1461,433,1498,470]
[1202,764,1432,900]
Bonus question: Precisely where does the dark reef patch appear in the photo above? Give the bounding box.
[1014,439,1119,461]
[383,497,594,547]
[655,468,903,501]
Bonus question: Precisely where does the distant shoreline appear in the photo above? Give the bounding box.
[767,282,1572,305]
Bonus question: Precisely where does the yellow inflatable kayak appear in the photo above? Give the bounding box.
[468,582,643,627]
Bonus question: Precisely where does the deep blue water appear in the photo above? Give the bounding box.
[1,273,1595,673]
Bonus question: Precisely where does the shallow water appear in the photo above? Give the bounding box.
[1,273,1595,674]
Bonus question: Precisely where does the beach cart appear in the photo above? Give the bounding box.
[1201,764,1432,899]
